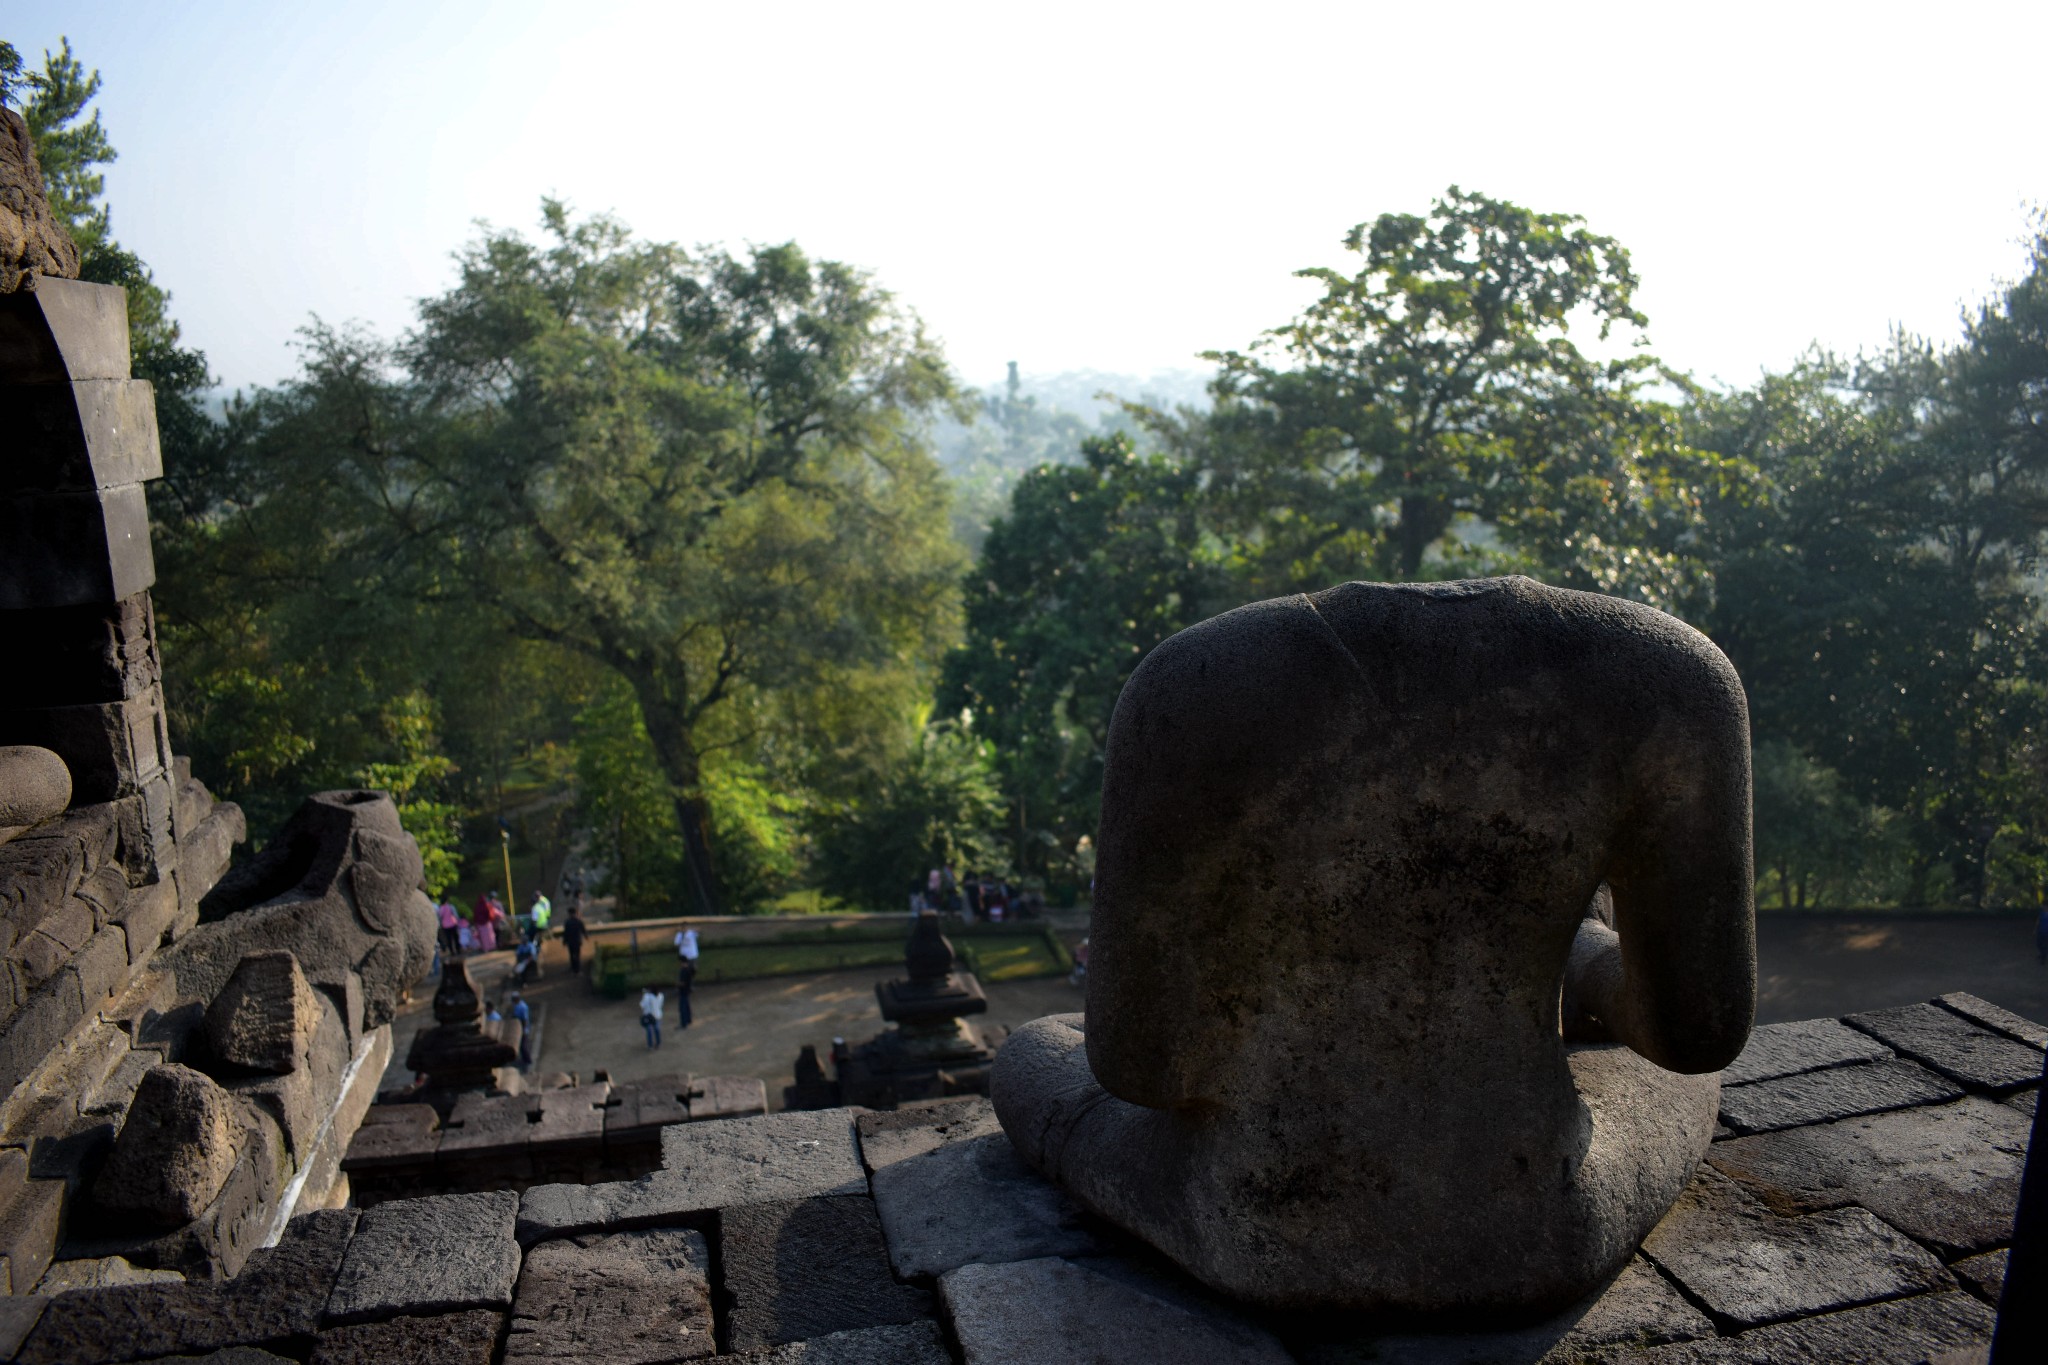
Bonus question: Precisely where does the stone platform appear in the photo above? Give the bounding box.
[0,990,2036,1364]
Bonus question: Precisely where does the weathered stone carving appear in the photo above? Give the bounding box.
[0,746,69,840]
[993,576,1756,1312]
[171,790,437,1030]
[0,107,80,294]
[205,950,320,1075]
[95,1063,251,1227]
[404,956,518,1111]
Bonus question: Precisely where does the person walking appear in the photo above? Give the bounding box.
[563,906,588,976]
[437,899,461,955]
[676,956,696,1030]
[640,986,664,1049]
[509,992,532,1070]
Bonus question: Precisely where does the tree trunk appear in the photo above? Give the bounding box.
[623,668,726,917]
[1395,495,1456,579]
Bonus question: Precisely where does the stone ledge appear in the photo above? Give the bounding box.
[3,996,2038,1363]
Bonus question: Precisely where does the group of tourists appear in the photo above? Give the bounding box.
[639,926,701,1049]
[910,867,1037,922]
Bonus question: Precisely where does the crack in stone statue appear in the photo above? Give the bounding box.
[991,577,1756,1313]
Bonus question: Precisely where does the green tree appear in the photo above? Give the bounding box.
[1197,186,1733,605]
[943,433,1229,871]
[811,725,1010,910]
[225,206,964,912]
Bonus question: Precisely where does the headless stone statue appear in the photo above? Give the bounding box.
[992,577,1754,1313]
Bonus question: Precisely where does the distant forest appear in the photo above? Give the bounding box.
[9,37,2047,915]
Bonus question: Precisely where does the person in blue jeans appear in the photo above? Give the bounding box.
[640,986,664,1049]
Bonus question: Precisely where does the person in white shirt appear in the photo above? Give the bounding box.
[675,928,699,962]
[640,987,664,1049]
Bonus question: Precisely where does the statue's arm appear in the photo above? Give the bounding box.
[1569,648,1756,1074]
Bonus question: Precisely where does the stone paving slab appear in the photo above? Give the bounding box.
[16,1209,356,1364]
[1950,1248,2007,1305]
[502,1226,713,1364]
[1292,1256,1714,1363]
[1845,1001,2044,1092]
[871,1129,1104,1279]
[520,1110,866,1243]
[1708,1097,2029,1257]
[1718,1017,1893,1087]
[323,1191,520,1325]
[309,1308,504,1365]
[1937,991,2048,1049]
[728,1320,952,1364]
[1622,1289,1994,1362]
[1639,1168,1950,1329]
[1716,1057,1960,1134]
[854,1096,1002,1172]
[941,1255,1293,1364]
[722,1196,933,1351]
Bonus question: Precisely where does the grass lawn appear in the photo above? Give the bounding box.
[591,925,1071,997]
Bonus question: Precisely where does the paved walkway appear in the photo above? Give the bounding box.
[381,912,2048,1106]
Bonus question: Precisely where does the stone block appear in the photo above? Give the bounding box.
[527,1081,609,1154]
[112,771,176,883]
[68,924,131,1011]
[502,1226,714,1363]
[0,482,155,610]
[1295,1254,1714,1362]
[1717,1057,1960,1134]
[1952,1247,2006,1305]
[228,991,349,1162]
[0,828,87,953]
[871,1129,1103,1279]
[0,971,87,1098]
[722,1196,933,1351]
[0,1295,46,1360]
[687,1074,767,1120]
[0,748,68,832]
[1719,1016,1894,1086]
[728,1321,951,1364]
[310,1308,504,1365]
[17,896,92,982]
[2013,1088,2038,1118]
[1937,990,2048,1050]
[941,1255,1293,1365]
[32,1255,184,1293]
[1708,1096,2030,1257]
[0,595,160,710]
[603,1073,689,1146]
[0,1168,62,1301]
[111,876,177,963]
[1846,1000,2044,1092]
[0,379,162,494]
[438,1092,537,1163]
[1628,1289,1994,1363]
[0,277,130,383]
[520,1110,866,1244]
[0,692,167,807]
[324,1190,520,1324]
[94,1064,249,1227]
[342,1104,440,1170]
[15,1207,355,1363]
[854,1094,1000,1172]
[206,951,320,1075]
[1640,1167,1950,1329]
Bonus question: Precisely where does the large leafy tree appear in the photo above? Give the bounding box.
[227,206,965,912]
[1199,186,1734,605]
[1690,225,2048,904]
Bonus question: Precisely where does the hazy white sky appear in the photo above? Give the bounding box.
[6,1,2043,394]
